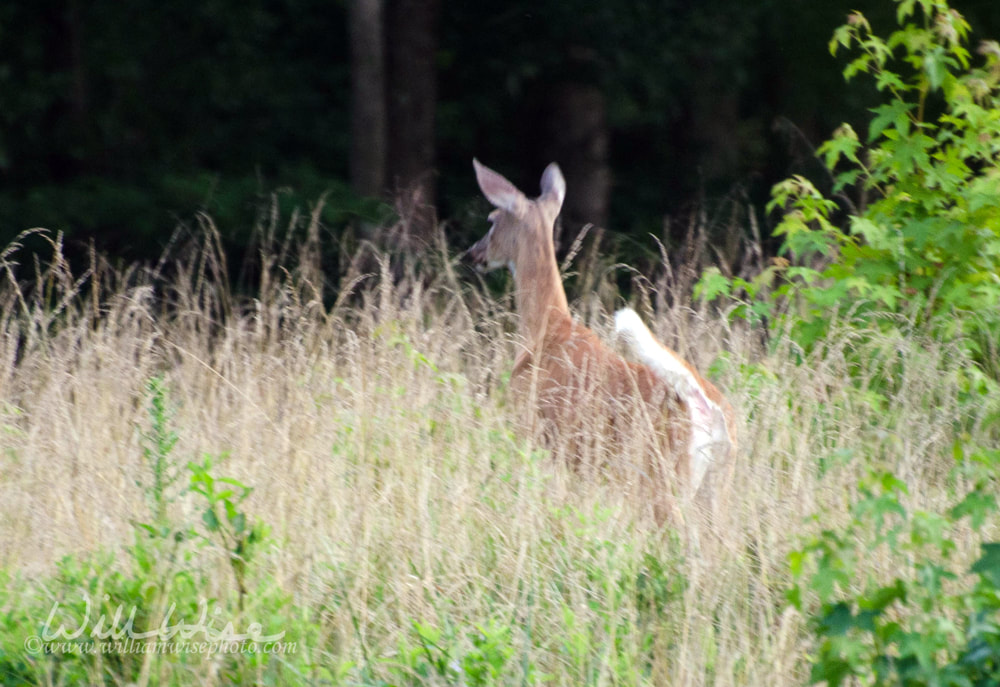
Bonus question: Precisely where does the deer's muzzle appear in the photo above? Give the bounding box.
[463,237,489,272]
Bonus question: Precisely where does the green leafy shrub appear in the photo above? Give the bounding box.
[727,11,1000,682]
[0,377,291,686]
[788,449,1000,686]
[188,454,269,611]
[700,0,1000,375]
[383,619,517,686]
[778,0,1000,353]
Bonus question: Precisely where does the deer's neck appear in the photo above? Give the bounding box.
[512,242,571,349]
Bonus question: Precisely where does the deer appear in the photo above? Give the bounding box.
[464,159,736,516]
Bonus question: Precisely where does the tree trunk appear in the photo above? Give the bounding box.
[688,54,740,187]
[545,82,611,244]
[348,0,387,198]
[386,0,441,244]
[67,0,89,142]
[44,0,93,179]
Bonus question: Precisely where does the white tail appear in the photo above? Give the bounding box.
[465,160,735,509]
[614,307,734,490]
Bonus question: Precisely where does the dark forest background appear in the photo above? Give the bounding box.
[3,0,1000,276]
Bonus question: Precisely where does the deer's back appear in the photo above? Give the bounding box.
[511,320,692,471]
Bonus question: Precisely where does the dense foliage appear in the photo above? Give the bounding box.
[779,1,1000,358]
[744,2,999,684]
[3,0,998,265]
[789,460,1000,687]
[702,0,1000,368]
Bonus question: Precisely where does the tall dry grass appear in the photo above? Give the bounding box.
[0,209,995,685]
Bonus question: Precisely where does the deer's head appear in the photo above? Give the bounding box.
[465,159,565,275]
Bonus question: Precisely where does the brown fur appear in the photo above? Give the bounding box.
[466,160,732,520]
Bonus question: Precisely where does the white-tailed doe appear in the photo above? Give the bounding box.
[466,159,736,510]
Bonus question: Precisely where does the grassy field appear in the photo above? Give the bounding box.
[0,217,996,686]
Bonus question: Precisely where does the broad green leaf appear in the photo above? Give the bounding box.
[875,69,907,93]
[694,267,732,302]
[818,602,855,636]
[810,654,855,687]
[860,580,907,612]
[949,490,998,530]
[231,512,246,536]
[202,507,220,532]
[850,217,893,250]
[970,543,1000,588]
[818,124,861,168]
[830,25,853,56]
[869,101,915,142]
[897,0,917,23]
[924,46,948,91]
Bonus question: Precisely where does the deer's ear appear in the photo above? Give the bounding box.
[539,162,565,220]
[474,159,528,217]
